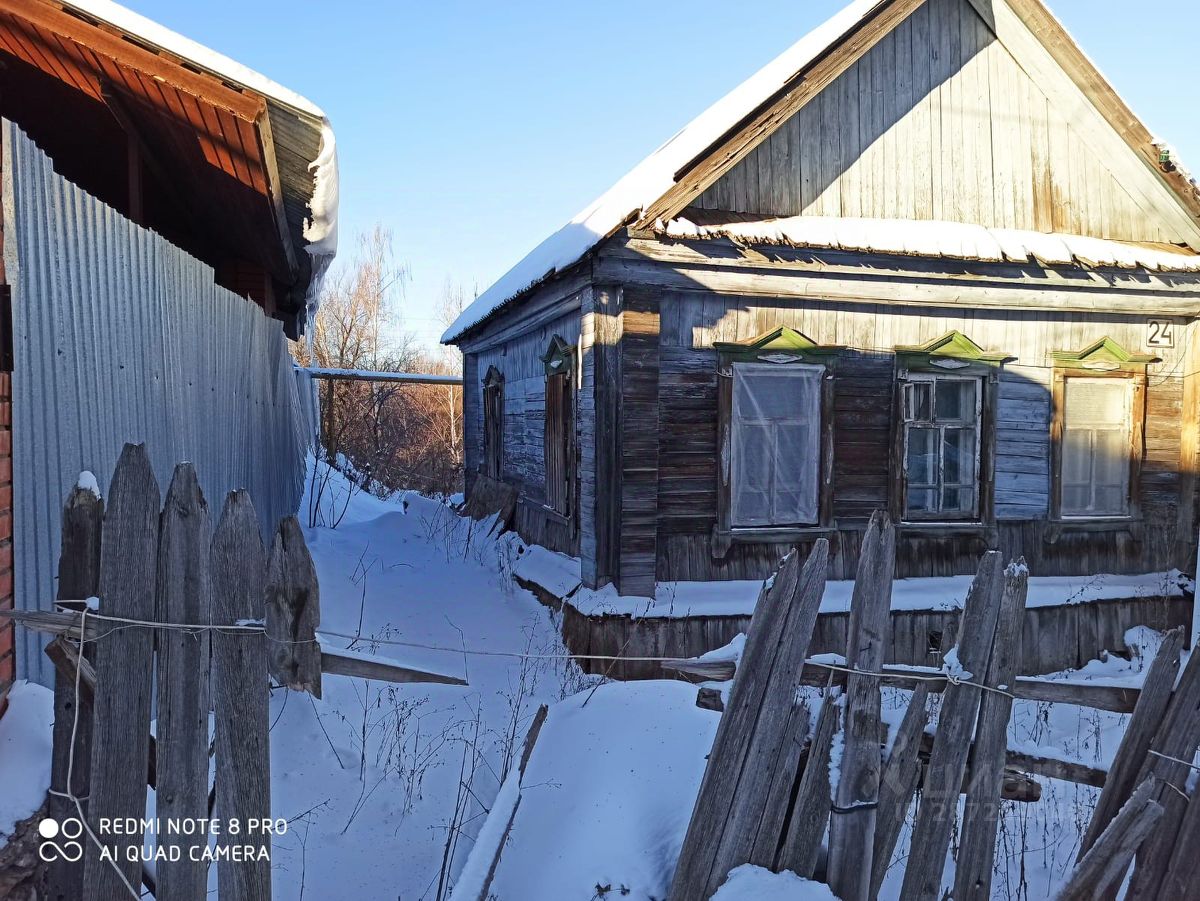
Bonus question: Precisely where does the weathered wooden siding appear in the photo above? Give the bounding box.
[464,309,582,555]
[649,290,1189,581]
[695,0,1193,246]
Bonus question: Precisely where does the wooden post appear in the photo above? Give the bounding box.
[828,511,895,901]
[265,516,321,697]
[83,444,160,901]
[1059,777,1164,901]
[668,543,828,901]
[898,550,1004,901]
[1079,626,1184,857]
[211,490,271,901]
[870,683,930,898]
[153,463,213,900]
[953,560,1029,901]
[47,483,103,901]
[776,685,840,878]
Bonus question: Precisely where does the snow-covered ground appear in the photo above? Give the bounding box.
[0,461,1183,898]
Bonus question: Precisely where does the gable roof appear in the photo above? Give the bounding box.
[442,0,1199,344]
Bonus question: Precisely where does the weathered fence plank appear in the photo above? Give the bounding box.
[155,463,213,900]
[1158,785,1200,901]
[47,483,102,901]
[83,444,160,901]
[898,550,1004,901]
[1060,777,1164,901]
[828,512,895,901]
[1079,626,1184,857]
[265,516,322,697]
[954,560,1029,901]
[211,490,272,901]
[747,702,811,868]
[777,685,840,878]
[870,683,930,898]
[1126,643,1200,900]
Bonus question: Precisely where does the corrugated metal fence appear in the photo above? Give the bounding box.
[3,120,312,685]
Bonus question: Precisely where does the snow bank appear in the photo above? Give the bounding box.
[713,865,842,900]
[486,681,720,900]
[440,0,888,342]
[510,540,583,599]
[0,682,54,839]
[564,569,1189,619]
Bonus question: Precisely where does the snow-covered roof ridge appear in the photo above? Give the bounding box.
[663,214,1200,273]
[441,0,1200,344]
[441,0,888,343]
[60,0,339,274]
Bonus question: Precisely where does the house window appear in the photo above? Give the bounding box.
[482,367,503,479]
[901,375,981,520]
[541,336,575,518]
[731,363,822,527]
[1060,378,1132,517]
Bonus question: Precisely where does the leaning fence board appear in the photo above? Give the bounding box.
[155,464,213,900]
[1126,643,1200,900]
[899,550,1004,901]
[82,444,161,901]
[47,484,102,901]
[1158,785,1200,901]
[265,516,322,697]
[1059,777,1164,901]
[954,560,1029,901]
[776,685,840,879]
[668,546,816,901]
[828,512,895,901]
[871,683,930,898]
[1079,626,1185,857]
[211,490,272,901]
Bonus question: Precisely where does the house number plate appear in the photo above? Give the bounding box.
[1147,319,1175,348]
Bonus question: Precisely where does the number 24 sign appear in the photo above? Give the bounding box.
[1147,319,1175,348]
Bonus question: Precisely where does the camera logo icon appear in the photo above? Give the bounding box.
[37,817,84,863]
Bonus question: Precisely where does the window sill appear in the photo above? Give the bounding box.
[716,524,837,543]
[1046,517,1143,542]
[897,521,998,541]
[518,497,573,526]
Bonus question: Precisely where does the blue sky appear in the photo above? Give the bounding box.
[125,1,1198,349]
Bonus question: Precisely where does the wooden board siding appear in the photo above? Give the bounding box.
[464,308,582,556]
[619,292,660,596]
[648,290,1189,581]
[694,0,1192,246]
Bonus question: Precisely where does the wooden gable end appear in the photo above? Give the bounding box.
[692,0,1200,248]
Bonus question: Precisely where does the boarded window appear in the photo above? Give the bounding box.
[482,373,503,479]
[731,363,821,527]
[1061,378,1132,516]
[901,375,981,519]
[544,370,573,516]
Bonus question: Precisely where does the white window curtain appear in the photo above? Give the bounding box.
[1062,378,1132,516]
[731,363,822,527]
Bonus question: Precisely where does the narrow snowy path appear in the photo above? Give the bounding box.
[269,477,575,899]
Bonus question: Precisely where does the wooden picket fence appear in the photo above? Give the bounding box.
[40,443,319,901]
[667,510,1200,901]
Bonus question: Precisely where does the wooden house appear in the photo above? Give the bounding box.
[0,0,335,692]
[444,0,1200,598]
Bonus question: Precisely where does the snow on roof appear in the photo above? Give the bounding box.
[440,0,889,343]
[60,0,339,267]
[663,214,1200,272]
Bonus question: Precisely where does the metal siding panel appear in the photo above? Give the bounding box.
[4,120,309,685]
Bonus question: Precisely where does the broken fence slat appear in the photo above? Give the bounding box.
[155,464,213,900]
[212,490,272,901]
[870,682,931,898]
[265,516,322,698]
[1059,777,1165,901]
[82,443,160,901]
[1079,626,1185,858]
[320,645,468,686]
[827,511,895,901]
[899,550,1005,901]
[1158,781,1200,900]
[954,560,1030,901]
[776,684,840,878]
[47,484,102,901]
